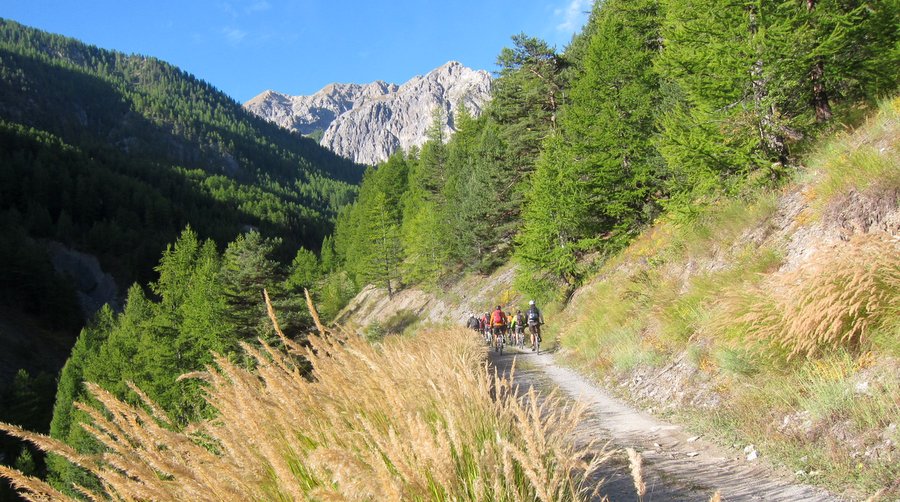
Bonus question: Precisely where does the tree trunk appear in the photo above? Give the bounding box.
[806,0,833,122]
[749,5,789,164]
[810,60,832,122]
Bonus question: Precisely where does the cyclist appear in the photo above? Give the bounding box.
[466,313,480,332]
[490,305,507,353]
[514,309,526,348]
[526,300,544,352]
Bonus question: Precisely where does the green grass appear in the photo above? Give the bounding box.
[806,97,900,216]
[664,193,780,264]
[679,350,900,495]
[713,347,758,376]
[546,96,900,497]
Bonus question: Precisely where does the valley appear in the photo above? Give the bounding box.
[1,0,898,499]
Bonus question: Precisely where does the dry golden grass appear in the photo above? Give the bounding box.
[0,294,605,501]
[624,448,645,502]
[725,232,899,359]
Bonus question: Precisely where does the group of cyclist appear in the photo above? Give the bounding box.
[465,300,545,354]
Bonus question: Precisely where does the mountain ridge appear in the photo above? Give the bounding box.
[245,61,492,165]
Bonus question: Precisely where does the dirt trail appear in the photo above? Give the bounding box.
[489,346,842,502]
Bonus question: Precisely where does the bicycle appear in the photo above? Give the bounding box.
[493,327,504,355]
[529,323,542,354]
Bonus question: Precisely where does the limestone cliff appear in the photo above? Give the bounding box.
[244,61,492,165]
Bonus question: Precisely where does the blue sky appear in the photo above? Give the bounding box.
[2,1,592,103]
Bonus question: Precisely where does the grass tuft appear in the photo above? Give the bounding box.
[0,302,605,501]
[726,233,899,359]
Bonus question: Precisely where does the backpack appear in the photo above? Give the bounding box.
[491,310,505,325]
[527,307,540,323]
[516,312,526,325]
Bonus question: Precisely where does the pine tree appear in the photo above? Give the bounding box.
[657,0,791,198]
[152,226,201,311]
[365,192,404,296]
[441,103,480,263]
[516,0,665,292]
[220,230,282,342]
[320,235,336,273]
[491,34,566,176]
[47,306,115,492]
[417,108,449,197]
[460,121,519,271]
[285,247,322,293]
[516,135,590,290]
[564,0,665,236]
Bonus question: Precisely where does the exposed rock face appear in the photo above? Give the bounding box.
[47,241,119,317]
[244,61,492,165]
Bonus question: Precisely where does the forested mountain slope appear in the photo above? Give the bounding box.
[336,96,900,498]
[321,0,898,496]
[323,0,897,304]
[0,19,364,497]
[0,18,363,287]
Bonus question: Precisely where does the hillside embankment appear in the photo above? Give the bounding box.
[334,263,520,331]
[338,99,899,499]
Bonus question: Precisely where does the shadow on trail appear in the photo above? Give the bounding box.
[487,344,839,502]
[488,345,700,502]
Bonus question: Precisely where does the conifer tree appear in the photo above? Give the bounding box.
[365,192,403,296]
[220,230,282,342]
[400,113,449,282]
[441,103,481,263]
[285,247,322,293]
[657,0,791,197]
[564,0,664,235]
[47,306,115,492]
[491,34,566,178]
[517,0,665,291]
[460,121,519,271]
[320,235,336,273]
[516,135,588,290]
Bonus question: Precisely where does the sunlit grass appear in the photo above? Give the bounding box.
[0,299,606,501]
[547,96,899,495]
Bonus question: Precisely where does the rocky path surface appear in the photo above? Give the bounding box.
[489,345,843,502]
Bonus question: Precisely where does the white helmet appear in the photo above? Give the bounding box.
[529,300,535,305]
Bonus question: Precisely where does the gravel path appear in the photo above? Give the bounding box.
[488,345,843,501]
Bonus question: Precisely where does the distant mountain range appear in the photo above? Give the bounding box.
[244,61,492,165]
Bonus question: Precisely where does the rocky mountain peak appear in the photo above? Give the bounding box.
[244,61,492,165]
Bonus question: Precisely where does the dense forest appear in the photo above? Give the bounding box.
[329,0,898,301]
[0,18,363,499]
[0,18,362,282]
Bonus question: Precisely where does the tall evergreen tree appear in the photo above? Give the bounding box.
[491,34,566,176]
[441,103,481,263]
[516,135,589,291]
[657,0,791,198]
[220,231,282,342]
[517,0,665,292]
[365,192,404,296]
[400,113,449,282]
[564,0,665,235]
